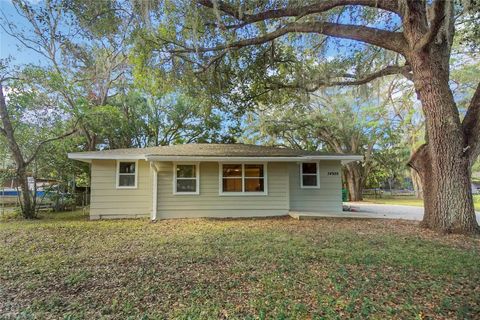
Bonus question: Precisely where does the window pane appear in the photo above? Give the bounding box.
[245,164,264,177]
[302,163,317,174]
[176,179,196,192]
[302,175,317,187]
[222,178,242,192]
[119,162,135,174]
[222,164,242,177]
[177,165,195,178]
[245,178,264,192]
[119,175,135,187]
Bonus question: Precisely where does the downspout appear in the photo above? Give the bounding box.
[151,162,158,221]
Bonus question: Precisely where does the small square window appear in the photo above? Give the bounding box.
[301,162,319,188]
[174,164,199,194]
[117,161,137,188]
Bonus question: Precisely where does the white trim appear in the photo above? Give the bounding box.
[116,160,138,189]
[151,164,158,220]
[68,152,363,164]
[173,162,200,195]
[300,162,320,189]
[218,162,268,196]
[68,153,146,161]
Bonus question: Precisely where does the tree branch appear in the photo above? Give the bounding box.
[414,0,446,51]
[26,128,78,166]
[196,0,402,24]
[0,83,27,168]
[269,64,412,92]
[462,82,480,165]
[172,22,407,55]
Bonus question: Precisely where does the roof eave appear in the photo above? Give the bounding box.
[67,153,363,163]
[144,155,364,163]
[67,153,146,162]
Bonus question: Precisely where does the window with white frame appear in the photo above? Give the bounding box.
[221,163,266,194]
[301,162,319,188]
[174,164,199,194]
[117,161,137,188]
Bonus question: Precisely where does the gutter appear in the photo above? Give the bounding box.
[144,155,364,163]
[150,162,158,221]
[67,153,147,162]
[67,153,364,164]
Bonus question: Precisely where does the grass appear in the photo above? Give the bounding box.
[1,211,480,319]
[363,194,480,209]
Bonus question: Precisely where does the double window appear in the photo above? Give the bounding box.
[301,162,320,188]
[220,163,266,195]
[174,163,199,194]
[116,161,137,188]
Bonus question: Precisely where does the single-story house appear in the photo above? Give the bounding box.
[68,144,362,220]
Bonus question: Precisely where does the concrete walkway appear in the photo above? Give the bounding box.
[348,202,480,223]
[347,202,424,221]
[290,202,480,223]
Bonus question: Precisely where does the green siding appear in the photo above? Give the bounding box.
[90,159,152,219]
[156,162,289,218]
[289,161,343,212]
[88,159,343,219]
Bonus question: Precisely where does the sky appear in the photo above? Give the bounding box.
[0,0,404,67]
[0,0,48,65]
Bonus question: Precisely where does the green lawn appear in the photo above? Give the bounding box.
[1,212,479,319]
[363,194,480,209]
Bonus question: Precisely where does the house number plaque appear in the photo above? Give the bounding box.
[328,172,339,176]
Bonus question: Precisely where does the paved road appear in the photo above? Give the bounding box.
[345,202,480,223]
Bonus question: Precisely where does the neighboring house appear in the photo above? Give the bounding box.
[68,144,362,220]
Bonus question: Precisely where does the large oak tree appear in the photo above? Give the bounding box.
[138,0,480,234]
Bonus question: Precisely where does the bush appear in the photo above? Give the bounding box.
[0,207,23,221]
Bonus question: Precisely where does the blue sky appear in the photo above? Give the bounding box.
[0,0,48,65]
[1,0,403,67]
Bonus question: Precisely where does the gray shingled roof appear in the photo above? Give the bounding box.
[69,143,356,158]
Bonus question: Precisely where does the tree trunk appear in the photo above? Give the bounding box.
[408,144,435,228]
[388,178,393,196]
[408,49,478,234]
[17,168,35,219]
[344,163,363,201]
[0,84,35,219]
[410,168,423,199]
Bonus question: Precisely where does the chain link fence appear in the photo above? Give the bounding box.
[0,191,90,216]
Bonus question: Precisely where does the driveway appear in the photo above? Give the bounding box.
[345,202,480,223]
